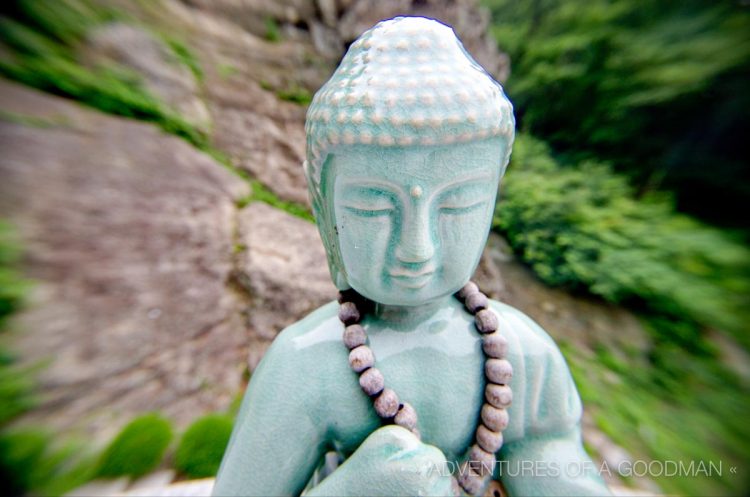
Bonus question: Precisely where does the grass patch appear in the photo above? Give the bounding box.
[95,413,173,479]
[174,414,233,478]
[0,221,97,497]
[259,80,313,106]
[163,36,203,82]
[276,86,312,106]
[198,147,312,222]
[236,181,314,222]
[0,3,208,150]
[561,339,748,496]
[263,17,281,43]
[0,428,99,496]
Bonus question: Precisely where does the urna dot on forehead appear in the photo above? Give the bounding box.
[304,16,515,190]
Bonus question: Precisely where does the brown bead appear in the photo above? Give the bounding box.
[469,444,496,477]
[343,324,367,349]
[348,345,374,373]
[485,358,513,385]
[359,367,384,396]
[465,292,489,313]
[394,402,418,431]
[474,309,499,334]
[482,332,508,358]
[338,301,360,325]
[476,424,504,453]
[485,383,512,409]
[374,388,399,418]
[457,281,479,300]
[481,404,509,432]
[457,461,485,496]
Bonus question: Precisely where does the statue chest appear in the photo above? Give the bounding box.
[357,322,487,461]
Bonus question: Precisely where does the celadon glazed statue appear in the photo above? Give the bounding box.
[214,17,610,497]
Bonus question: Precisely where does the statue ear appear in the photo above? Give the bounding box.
[304,158,350,291]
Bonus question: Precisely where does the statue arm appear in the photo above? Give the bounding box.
[500,426,610,496]
[494,304,611,496]
[213,332,329,496]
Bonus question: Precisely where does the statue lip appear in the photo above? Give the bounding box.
[389,266,436,288]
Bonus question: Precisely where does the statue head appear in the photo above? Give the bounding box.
[304,17,514,306]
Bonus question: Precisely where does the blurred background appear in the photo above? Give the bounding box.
[0,0,748,495]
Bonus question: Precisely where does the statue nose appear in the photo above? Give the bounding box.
[395,209,435,264]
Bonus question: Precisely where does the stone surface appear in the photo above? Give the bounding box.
[0,80,250,442]
[65,477,129,497]
[234,202,337,370]
[84,22,211,131]
[127,470,177,493]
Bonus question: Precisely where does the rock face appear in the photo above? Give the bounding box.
[84,22,212,131]
[111,0,510,206]
[0,80,251,441]
[0,78,337,442]
[235,203,337,369]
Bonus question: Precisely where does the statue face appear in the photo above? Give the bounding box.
[327,139,503,306]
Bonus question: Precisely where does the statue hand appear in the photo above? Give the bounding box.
[306,425,455,496]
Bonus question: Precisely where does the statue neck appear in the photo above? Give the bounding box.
[371,295,455,331]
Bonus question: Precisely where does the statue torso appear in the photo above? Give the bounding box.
[275,298,581,464]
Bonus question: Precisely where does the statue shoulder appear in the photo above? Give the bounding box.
[262,300,345,365]
[253,301,348,386]
[488,300,583,441]
[487,300,565,356]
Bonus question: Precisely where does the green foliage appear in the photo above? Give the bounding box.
[95,414,173,478]
[0,2,208,150]
[174,414,233,478]
[483,0,750,226]
[164,36,204,82]
[276,86,312,106]
[496,134,750,346]
[263,16,281,43]
[0,222,28,333]
[236,181,314,222]
[0,429,98,497]
[0,222,35,431]
[561,342,749,496]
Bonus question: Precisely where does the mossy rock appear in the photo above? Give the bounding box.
[174,414,233,478]
[95,413,173,478]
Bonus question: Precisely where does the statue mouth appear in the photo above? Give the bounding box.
[389,267,435,288]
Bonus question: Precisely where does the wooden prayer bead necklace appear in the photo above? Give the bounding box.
[338,281,513,496]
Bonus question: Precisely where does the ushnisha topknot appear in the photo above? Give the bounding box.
[304,16,515,193]
[303,16,515,290]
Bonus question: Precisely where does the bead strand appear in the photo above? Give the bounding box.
[339,293,421,437]
[338,281,511,497]
[455,282,512,496]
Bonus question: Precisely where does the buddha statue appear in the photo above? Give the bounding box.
[213,17,610,497]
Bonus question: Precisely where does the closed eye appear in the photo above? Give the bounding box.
[439,197,490,214]
[343,203,394,217]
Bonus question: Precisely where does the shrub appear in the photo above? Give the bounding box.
[495,133,750,346]
[0,429,98,496]
[95,414,173,478]
[174,414,233,478]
